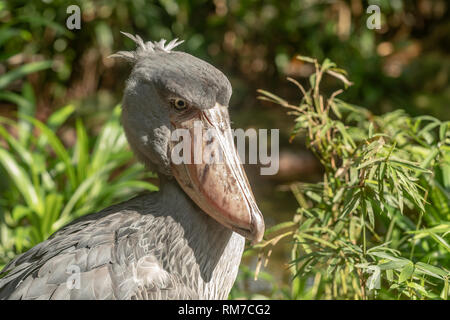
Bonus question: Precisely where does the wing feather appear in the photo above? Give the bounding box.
[0,194,195,300]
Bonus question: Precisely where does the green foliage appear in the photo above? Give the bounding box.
[251,57,450,300]
[1,0,448,300]
[1,1,448,120]
[0,105,157,268]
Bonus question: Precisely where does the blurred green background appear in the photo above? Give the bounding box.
[0,0,448,299]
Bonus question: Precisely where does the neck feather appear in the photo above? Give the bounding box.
[153,175,245,298]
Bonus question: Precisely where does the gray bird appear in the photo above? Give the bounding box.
[0,33,265,300]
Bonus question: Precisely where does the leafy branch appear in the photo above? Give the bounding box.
[254,56,449,300]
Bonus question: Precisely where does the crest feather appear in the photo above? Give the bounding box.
[109,32,184,63]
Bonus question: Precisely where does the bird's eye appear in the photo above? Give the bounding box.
[172,98,188,111]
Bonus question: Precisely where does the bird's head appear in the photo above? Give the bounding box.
[111,32,264,244]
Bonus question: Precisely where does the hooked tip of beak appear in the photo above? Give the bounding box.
[230,207,264,245]
[250,209,265,245]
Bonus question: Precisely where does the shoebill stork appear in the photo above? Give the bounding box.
[0,33,265,300]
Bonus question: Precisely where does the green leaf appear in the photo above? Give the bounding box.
[329,101,342,119]
[0,125,33,167]
[305,190,322,203]
[439,122,448,141]
[101,181,158,203]
[20,115,77,189]
[321,58,336,71]
[56,162,116,229]
[295,232,338,250]
[386,269,394,282]
[264,221,298,236]
[398,263,414,283]
[296,55,316,64]
[415,262,448,280]
[336,121,356,149]
[42,193,64,236]
[11,205,32,222]
[0,149,42,213]
[441,278,449,300]
[74,118,89,183]
[389,157,431,173]
[0,61,52,90]
[407,282,429,297]
[332,187,345,203]
[257,89,289,106]
[47,104,75,130]
[428,233,450,251]
[356,157,384,171]
[340,191,360,218]
[378,260,410,270]
[370,251,402,261]
[365,198,375,228]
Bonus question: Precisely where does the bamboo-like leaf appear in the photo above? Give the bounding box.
[389,157,431,173]
[20,115,77,189]
[0,149,41,213]
[100,180,158,204]
[0,61,52,90]
[264,221,298,236]
[47,104,75,131]
[257,89,289,107]
[370,251,401,261]
[439,122,448,141]
[321,58,336,71]
[0,125,33,167]
[42,193,63,236]
[340,191,360,219]
[74,118,89,183]
[366,198,375,228]
[295,233,338,250]
[378,260,410,270]
[56,163,116,229]
[407,282,429,296]
[11,205,32,223]
[442,278,449,300]
[336,121,356,149]
[428,233,450,251]
[399,262,414,283]
[407,223,450,235]
[415,262,448,280]
[296,55,316,64]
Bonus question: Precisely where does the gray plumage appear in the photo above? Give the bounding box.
[0,34,257,300]
[0,181,244,299]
